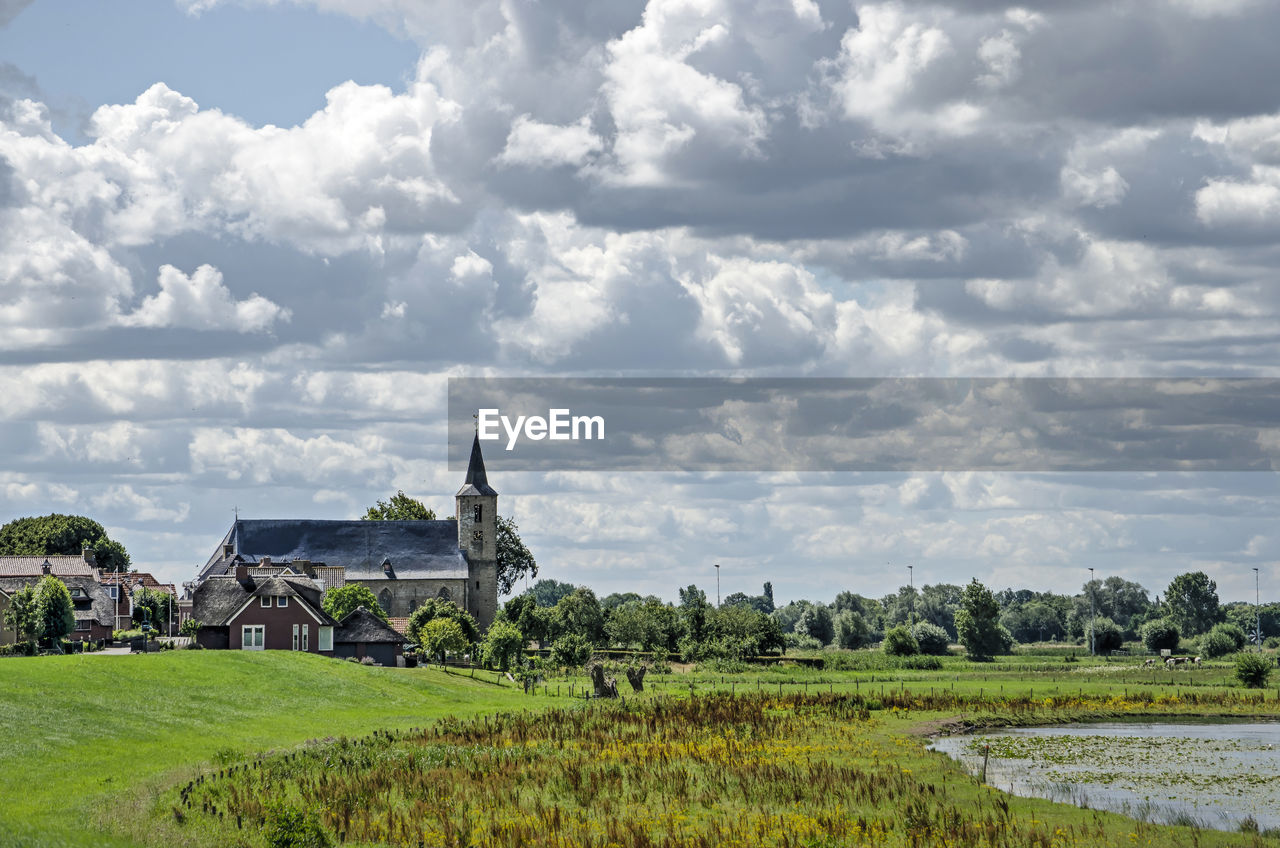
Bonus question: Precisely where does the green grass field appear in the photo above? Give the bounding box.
[2,650,1277,847]
[0,652,543,848]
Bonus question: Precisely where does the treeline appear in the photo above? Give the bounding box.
[489,569,1276,664]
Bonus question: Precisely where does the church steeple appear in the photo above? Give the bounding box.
[457,431,498,497]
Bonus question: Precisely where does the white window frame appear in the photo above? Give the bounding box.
[260,595,271,608]
[108,586,118,600]
[241,624,265,650]
[302,624,309,652]
[277,595,289,608]
[318,626,333,652]
[292,623,300,651]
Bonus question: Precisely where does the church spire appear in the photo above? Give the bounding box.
[457,431,498,497]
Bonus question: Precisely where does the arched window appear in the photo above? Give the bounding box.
[437,586,452,603]
[408,599,418,613]
[378,589,393,615]
[473,504,483,523]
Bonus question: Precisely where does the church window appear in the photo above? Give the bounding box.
[409,599,418,613]
[437,587,451,602]
[378,589,393,615]
[474,504,482,523]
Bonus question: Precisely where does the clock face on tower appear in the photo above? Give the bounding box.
[472,530,484,542]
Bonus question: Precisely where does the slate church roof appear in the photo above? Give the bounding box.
[456,431,498,497]
[197,520,468,584]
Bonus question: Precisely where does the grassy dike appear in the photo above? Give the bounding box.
[0,652,544,848]
[3,651,1279,847]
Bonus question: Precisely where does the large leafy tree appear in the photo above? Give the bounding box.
[479,619,525,671]
[495,515,538,596]
[1165,571,1221,637]
[420,618,470,665]
[955,578,1010,659]
[322,585,388,624]
[0,514,130,572]
[132,587,173,631]
[33,575,74,647]
[2,585,38,644]
[529,579,576,608]
[407,598,479,645]
[362,491,436,520]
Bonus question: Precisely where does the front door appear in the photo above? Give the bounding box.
[241,625,265,650]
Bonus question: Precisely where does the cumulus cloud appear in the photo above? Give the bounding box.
[121,264,290,332]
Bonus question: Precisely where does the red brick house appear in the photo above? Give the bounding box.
[192,567,337,653]
[99,571,179,635]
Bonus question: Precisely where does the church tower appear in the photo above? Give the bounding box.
[457,431,498,629]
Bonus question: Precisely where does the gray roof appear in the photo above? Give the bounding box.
[0,576,113,627]
[191,574,335,627]
[335,607,406,645]
[0,556,97,578]
[197,519,468,583]
[457,431,498,497]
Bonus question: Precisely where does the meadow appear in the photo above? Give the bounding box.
[2,649,1278,848]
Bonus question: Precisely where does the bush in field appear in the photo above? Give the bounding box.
[479,619,525,671]
[1235,652,1272,688]
[1210,622,1248,652]
[1199,627,1237,659]
[265,804,332,848]
[882,624,918,656]
[784,632,822,652]
[550,633,593,668]
[1086,618,1123,654]
[1140,618,1180,653]
[911,621,950,655]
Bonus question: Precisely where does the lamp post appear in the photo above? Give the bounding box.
[714,563,720,608]
[908,565,914,627]
[1254,567,1261,652]
[1088,567,1096,656]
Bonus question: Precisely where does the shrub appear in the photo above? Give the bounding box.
[1140,618,1180,653]
[359,657,377,666]
[1199,628,1237,659]
[550,633,593,668]
[899,654,943,670]
[479,619,525,671]
[911,621,950,656]
[1209,622,1248,652]
[783,632,822,652]
[264,804,332,848]
[1266,636,1280,650]
[882,625,919,656]
[1235,652,1272,688]
[1086,618,1124,654]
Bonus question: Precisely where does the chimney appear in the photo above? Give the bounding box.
[235,564,253,589]
[223,543,234,558]
[261,556,271,567]
[41,559,52,576]
[81,546,96,566]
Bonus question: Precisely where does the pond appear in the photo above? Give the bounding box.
[930,721,1280,832]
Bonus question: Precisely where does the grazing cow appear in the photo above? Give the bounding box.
[1193,656,1202,666]
[1166,658,1177,669]
[1143,658,1156,667]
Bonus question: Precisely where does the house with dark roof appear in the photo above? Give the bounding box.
[0,573,115,643]
[195,433,500,630]
[192,567,338,652]
[0,551,98,579]
[100,571,179,634]
[333,607,406,666]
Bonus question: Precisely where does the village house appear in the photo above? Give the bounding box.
[0,553,116,644]
[99,571,179,634]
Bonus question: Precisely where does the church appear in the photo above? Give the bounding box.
[193,433,500,630]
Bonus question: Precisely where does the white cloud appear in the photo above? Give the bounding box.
[498,115,603,169]
[91,484,190,523]
[121,264,290,332]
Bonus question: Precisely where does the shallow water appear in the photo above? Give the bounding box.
[930,721,1280,831]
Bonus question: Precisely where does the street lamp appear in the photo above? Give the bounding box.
[1254,567,1261,652]
[1088,567,1096,656]
[907,565,914,627]
[714,563,720,608]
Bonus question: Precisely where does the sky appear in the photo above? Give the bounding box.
[2,0,1279,605]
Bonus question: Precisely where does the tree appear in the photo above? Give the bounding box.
[834,610,871,650]
[420,618,469,665]
[179,618,203,638]
[1001,601,1066,644]
[362,491,437,520]
[1086,617,1123,654]
[33,576,74,647]
[1235,653,1272,688]
[0,514,131,572]
[2,585,38,644]
[796,604,834,645]
[955,579,1010,659]
[1165,571,1220,637]
[495,515,537,596]
[322,585,387,624]
[919,584,963,638]
[479,619,525,671]
[605,598,679,653]
[911,621,950,655]
[132,587,171,631]
[529,579,576,608]
[1140,618,1180,652]
[678,585,712,644]
[552,587,605,645]
[407,598,479,645]
[882,624,918,656]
